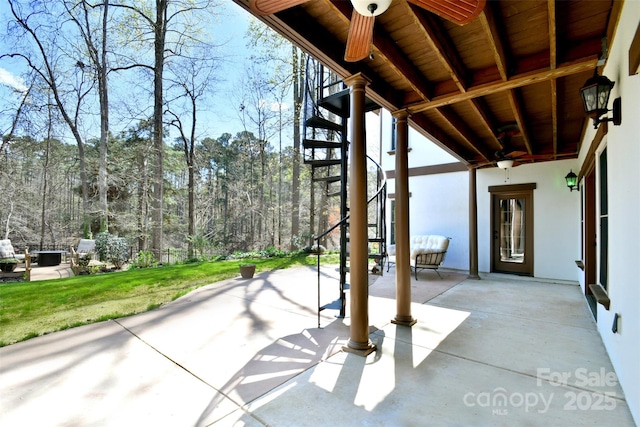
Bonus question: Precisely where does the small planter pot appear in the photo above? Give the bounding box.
[239,264,256,279]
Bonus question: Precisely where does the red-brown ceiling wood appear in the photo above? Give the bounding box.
[233,0,621,168]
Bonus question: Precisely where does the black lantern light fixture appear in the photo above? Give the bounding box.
[565,170,578,192]
[579,73,621,129]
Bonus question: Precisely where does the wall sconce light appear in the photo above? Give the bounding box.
[565,170,578,192]
[579,73,622,129]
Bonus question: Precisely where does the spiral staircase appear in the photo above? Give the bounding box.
[302,58,387,325]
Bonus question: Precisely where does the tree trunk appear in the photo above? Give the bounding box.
[290,47,303,249]
[97,0,109,232]
[151,0,167,261]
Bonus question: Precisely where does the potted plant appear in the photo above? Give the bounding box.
[0,258,18,273]
[239,263,256,279]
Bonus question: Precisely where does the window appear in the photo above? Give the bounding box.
[599,147,608,289]
[390,200,396,244]
[391,117,397,151]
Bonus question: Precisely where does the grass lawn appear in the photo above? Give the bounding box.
[0,253,338,347]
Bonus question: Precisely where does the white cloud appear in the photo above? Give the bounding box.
[0,67,28,92]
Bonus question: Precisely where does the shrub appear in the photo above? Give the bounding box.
[304,244,326,254]
[95,232,129,269]
[130,250,158,269]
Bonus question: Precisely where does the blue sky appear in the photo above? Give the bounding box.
[0,2,269,144]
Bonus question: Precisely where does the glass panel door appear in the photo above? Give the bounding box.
[491,189,534,275]
[499,198,526,263]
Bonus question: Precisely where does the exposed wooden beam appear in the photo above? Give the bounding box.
[409,114,474,164]
[371,31,433,101]
[256,8,405,111]
[468,98,502,150]
[548,0,556,69]
[329,0,433,101]
[435,106,493,161]
[550,79,558,155]
[478,2,509,81]
[506,89,533,155]
[408,4,469,92]
[406,56,597,113]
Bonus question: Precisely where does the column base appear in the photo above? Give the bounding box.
[391,316,417,327]
[467,274,481,280]
[342,339,377,357]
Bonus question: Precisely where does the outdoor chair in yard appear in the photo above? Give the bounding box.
[0,239,31,281]
[70,239,96,273]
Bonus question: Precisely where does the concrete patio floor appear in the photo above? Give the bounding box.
[0,266,635,426]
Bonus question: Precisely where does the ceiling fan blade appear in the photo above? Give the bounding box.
[407,0,486,25]
[344,10,375,62]
[250,0,310,15]
[506,150,528,158]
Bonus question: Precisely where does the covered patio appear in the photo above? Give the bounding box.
[230,3,640,422]
[0,266,634,425]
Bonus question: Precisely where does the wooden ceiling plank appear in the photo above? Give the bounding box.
[506,89,533,155]
[257,8,406,110]
[409,4,469,92]
[329,0,433,101]
[436,106,493,161]
[548,0,556,69]
[407,56,597,112]
[478,2,509,81]
[469,98,502,150]
[372,31,433,101]
[409,114,474,164]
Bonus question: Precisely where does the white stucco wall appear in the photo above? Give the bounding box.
[578,2,640,424]
[381,108,582,280]
[380,109,469,271]
[377,4,639,421]
[476,159,581,281]
[387,170,470,271]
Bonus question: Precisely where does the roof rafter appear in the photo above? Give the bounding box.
[478,2,509,81]
[329,0,433,101]
[550,79,558,155]
[406,56,597,112]
[548,0,556,69]
[435,106,493,161]
[408,3,469,92]
[468,98,502,150]
[506,89,533,155]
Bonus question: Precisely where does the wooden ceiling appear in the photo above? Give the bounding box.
[232,0,623,168]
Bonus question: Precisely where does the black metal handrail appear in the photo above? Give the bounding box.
[315,154,387,327]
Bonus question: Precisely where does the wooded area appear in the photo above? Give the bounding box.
[0,0,337,258]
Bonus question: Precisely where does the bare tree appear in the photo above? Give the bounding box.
[245,20,304,249]
[110,0,216,259]
[166,50,218,257]
[63,0,111,232]
[3,0,96,235]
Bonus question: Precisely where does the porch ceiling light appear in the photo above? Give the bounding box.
[351,0,392,16]
[497,159,514,169]
[565,170,578,192]
[579,73,621,129]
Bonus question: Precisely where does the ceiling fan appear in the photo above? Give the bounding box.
[479,124,559,169]
[473,124,527,169]
[249,0,487,62]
